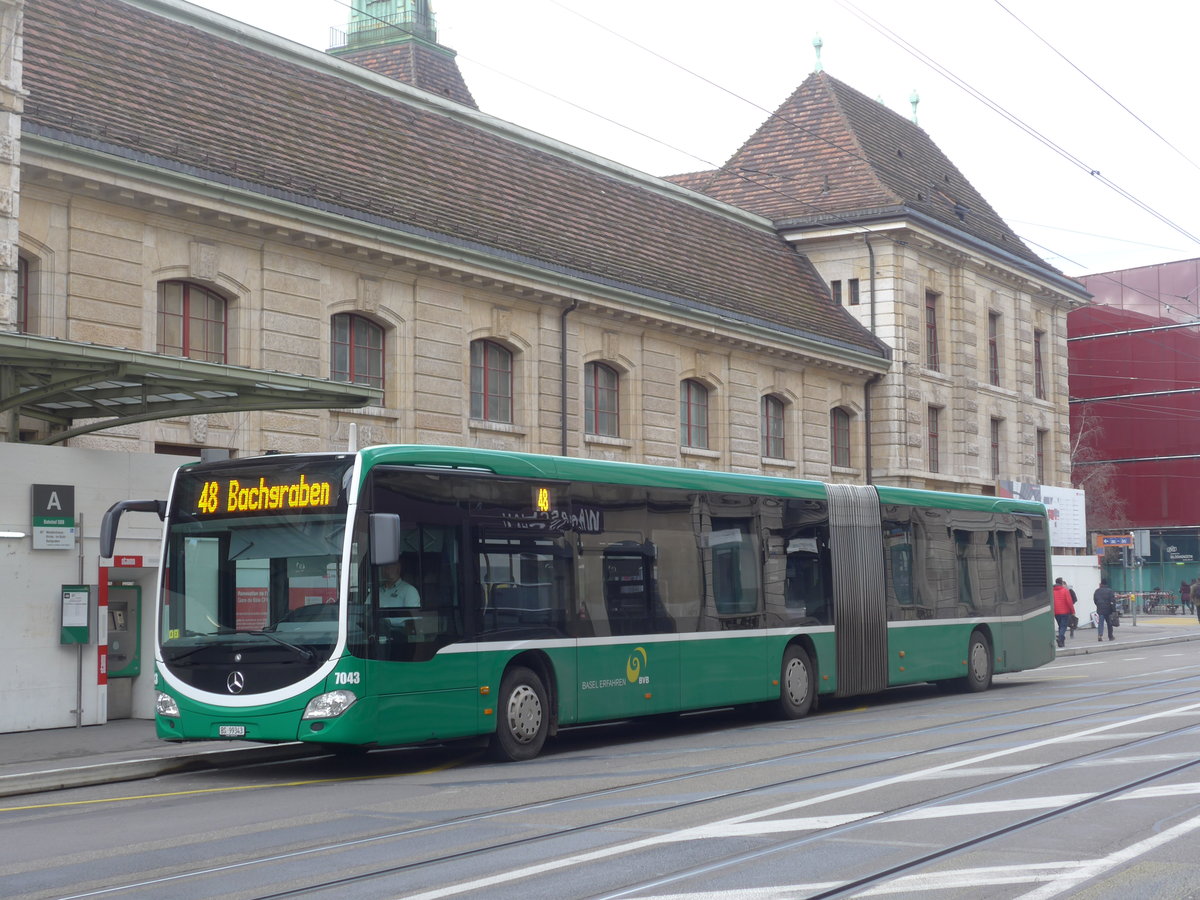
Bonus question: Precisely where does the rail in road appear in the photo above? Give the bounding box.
[2,649,1199,899]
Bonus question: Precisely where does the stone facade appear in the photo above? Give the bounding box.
[796,227,1076,492]
[14,174,880,482]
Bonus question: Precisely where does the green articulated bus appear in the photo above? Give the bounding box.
[100,445,1054,761]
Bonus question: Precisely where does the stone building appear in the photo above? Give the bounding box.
[5,0,890,484]
[671,70,1091,493]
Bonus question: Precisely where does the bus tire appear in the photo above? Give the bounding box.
[489,666,549,762]
[964,630,993,693]
[776,645,815,719]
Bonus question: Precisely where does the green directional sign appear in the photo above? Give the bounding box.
[31,484,75,550]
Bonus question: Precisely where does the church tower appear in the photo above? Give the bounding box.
[328,0,477,108]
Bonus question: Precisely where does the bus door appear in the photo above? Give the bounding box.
[359,491,477,744]
[681,516,768,708]
[572,539,679,721]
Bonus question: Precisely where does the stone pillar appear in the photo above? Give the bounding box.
[0,0,23,334]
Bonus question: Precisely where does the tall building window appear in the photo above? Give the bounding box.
[584,362,620,437]
[157,281,226,362]
[988,312,1001,386]
[1036,428,1047,483]
[680,379,709,449]
[761,394,786,459]
[1034,329,1047,399]
[331,313,384,388]
[830,406,851,468]
[925,290,940,372]
[990,417,1002,481]
[830,280,842,305]
[16,256,28,333]
[470,339,513,423]
[848,278,861,306]
[928,405,941,473]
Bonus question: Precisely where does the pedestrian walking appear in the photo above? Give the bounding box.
[1094,578,1117,641]
[1053,578,1075,648]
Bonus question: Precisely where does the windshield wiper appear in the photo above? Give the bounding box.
[228,629,315,661]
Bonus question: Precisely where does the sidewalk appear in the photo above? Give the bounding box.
[1054,613,1200,657]
[2,618,1199,801]
[0,719,321,800]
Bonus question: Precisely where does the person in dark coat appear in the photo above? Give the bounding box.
[1094,578,1116,641]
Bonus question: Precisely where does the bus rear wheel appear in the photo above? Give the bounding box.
[489,666,549,762]
[964,630,993,693]
[776,645,814,719]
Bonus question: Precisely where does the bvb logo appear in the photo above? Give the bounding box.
[626,646,647,683]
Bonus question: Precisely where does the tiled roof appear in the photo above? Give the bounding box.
[668,72,1055,274]
[20,0,887,361]
[332,41,478,109]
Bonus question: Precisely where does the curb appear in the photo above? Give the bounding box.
[1055,629,1200,658]
[0,743,324,800]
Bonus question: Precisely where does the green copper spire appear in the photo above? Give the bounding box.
[344,0,437,48]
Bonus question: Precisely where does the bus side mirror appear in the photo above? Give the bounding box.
[369,513,402,566]
[100,499,166,559]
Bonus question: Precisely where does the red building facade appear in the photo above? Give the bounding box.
[1073,258,1200,594]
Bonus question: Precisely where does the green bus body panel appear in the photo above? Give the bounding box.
[157,446,1053,750]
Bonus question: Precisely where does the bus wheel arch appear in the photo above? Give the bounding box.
[489,653,555,762]
[775,640,816,719]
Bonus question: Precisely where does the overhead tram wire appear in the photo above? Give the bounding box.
[833,0,1200,250]
[991,0,1200,177]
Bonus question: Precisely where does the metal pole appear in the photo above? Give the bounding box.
[75,513,84,727]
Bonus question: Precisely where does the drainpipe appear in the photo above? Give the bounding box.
[560,299,578,456]
[864,235,879,485]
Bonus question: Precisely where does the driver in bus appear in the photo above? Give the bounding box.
[380,561,420,608]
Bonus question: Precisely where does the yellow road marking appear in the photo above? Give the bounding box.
[0,751,478,813]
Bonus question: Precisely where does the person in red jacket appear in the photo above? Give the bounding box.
[1053,577,1075,648]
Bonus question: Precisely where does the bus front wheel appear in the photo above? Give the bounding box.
[776,645,815,719]
[489,666,549,762]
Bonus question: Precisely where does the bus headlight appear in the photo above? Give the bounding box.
[155,692,181,718]
[303,690,357,719]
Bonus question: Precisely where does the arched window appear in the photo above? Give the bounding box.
[680,379,709,449]
[585,362,620,437]
[16,256,29,333]
[331,313,384,389]
[470,339,513,423]
[830,407,851,468]
[761,394,786,458]
[157,281,226,362]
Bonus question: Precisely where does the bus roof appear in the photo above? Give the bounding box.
[354,445,1047,516]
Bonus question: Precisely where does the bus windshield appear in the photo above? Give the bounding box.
[159,456,354,670]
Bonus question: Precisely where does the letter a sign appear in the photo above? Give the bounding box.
[32,484,76,550]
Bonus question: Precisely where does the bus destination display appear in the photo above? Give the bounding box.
[195,473,335,516]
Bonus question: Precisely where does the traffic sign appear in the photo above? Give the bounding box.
[1098,534,1133,547]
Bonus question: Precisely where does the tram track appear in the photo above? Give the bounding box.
[45,666,1200,900]
[602,709,1200,899]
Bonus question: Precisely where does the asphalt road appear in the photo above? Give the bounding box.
[3,644,1200,900]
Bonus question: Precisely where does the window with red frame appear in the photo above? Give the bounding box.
[830,406,851,468]
[925,290,940,372]
[584,362,619,437]
[928,405,941,473]
[1034,329,1047,399]
[762,395,786,459]
[988,312,1001,386]
[331,313,384,389]
[470,339,513,423]
[157,281,226,362]
[680,379,709,449]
